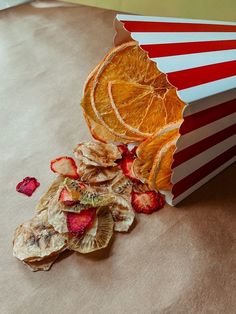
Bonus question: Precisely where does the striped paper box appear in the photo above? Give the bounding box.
[114,14,236,206]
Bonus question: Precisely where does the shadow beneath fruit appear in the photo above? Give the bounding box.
[75,234,116,261]
[55,249,74,265]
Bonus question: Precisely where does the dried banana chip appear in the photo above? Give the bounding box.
[68,207,114,253]
[74,141,121,167]
[23,254,60,272]
[47,188,68,233]
[109,195,135,232]
[36,176,64,212]
[13,211,67,262]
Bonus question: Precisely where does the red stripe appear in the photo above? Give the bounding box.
[141,40,236,58]
[180,99,236,134]
[167,60,236,90]
[172,146,236,199]
[173,124,236,168]
[122,21,236,33]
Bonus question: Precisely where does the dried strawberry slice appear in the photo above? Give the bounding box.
[131,191,165,214]
[66,208,96,236]
[59,187,80,206]
[118,155,138,182]
[117,144,129,156]
[16,177,40,197]
[50,156,79,179]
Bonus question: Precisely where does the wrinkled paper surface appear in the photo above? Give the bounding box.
[0,4,235,314]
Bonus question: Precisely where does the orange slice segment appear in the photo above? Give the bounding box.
[81,63,135,143]
[109,81,167,136]
[91,41,171,139]
[163,88,185,123]
[81,44,143,142]
[148,137,178,191]
[132,121,181,182]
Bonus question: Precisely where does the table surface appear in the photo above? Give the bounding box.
[0,4,235,314]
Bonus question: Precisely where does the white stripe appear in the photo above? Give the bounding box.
[176,113,236,151]
[130,32,236,44]
[170,157,235,206]
[178,76,236,103]
[183,89,236,116]
[151,49,236,72]
[117,14,236,26]
[172,135,235,183]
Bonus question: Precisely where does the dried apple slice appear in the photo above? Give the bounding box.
[74,141,122,167]
[77,161,119,183]
[36,176,64,213]
[47,188,68,233]
[68,207,114,253]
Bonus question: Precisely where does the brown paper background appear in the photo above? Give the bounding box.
[0,4,235,314]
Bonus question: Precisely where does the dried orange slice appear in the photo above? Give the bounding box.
[90,41,170,139]
[108,80,167,136]
[81,54,139,143]
[81,64,133,143]
[132,121,181,182]
[164,88,185,123]
[148,137,178,191]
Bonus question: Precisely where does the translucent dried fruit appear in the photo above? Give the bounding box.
[90,41,169,139]
[50,156,79,179]
[36,176,64,212]
[74,141,122,167]
[149,137,178,191]
[47,188,68,233]
[13,211,67,262]
[66,208,96,236]
[109,195,135,232]
[16,177,40,197]
[77,161,119,183]
[68,207,114,253]
[133,122,181,183]
[82,42,144,142]
[82,71,129,143]
[131,191,165,214]
[59,187,80,206]
[80,189,116,207]
[109,80,167,136]
[118,154,138,182]
[109,172,132,196]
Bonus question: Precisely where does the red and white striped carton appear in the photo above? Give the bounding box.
[114,14,236,206]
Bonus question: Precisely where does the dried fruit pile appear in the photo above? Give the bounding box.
[13,142,164,271]
[13,41,184,271]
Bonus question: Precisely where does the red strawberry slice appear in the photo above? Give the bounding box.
[66,208,96,236]
[16,177,40,197]
[117,144,129,156]
[131,191,165,214]
[59,187,80,206]
[118,155,138,182]
[50,156,79,179]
